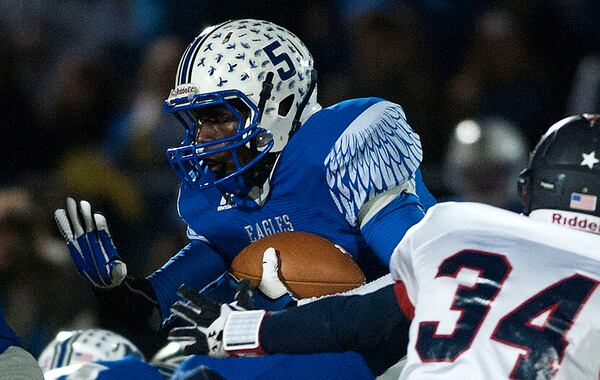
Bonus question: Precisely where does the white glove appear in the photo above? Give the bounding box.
[54,197,127,288]
[258,247,293,299]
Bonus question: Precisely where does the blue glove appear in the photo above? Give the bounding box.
[54,197,127,288]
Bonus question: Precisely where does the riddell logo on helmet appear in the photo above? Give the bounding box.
[172,85,199,97]
[552,212,600,234]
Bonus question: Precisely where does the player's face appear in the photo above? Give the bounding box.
[193,103,253,178]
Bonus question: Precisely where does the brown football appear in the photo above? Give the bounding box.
[231,231,365,298]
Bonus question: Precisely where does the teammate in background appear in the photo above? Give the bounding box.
[39,329,166,380]
[171,114,600,379]
[0,305,44,379]
[54,18,434,378]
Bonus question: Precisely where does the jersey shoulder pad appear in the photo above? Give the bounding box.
[323,99,423,225]
[285,97,386,163]
[407,202,521,246]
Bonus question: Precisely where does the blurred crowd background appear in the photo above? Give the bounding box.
[1,0,599,358]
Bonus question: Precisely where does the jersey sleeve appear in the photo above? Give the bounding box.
[324,100,423,226]
[147,239,229,320]
[261,284,410,376]
[360,192,425,266]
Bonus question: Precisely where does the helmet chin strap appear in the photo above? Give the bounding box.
[217,173,252,196]
[219,72,276,199]
[289,69,318,139]
[224,69,317,203]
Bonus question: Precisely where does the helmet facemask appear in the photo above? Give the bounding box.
[165,89,274,195]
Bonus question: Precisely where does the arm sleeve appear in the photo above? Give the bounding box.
[93,276,162,333]
[260,283,410,375]
[360,192,425,266]
[147,239,229,320]
[415,168,436,211]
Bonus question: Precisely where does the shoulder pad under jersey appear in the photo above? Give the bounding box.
[324,100,422,225]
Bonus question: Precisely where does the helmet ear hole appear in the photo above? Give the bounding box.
[278,94,295,117]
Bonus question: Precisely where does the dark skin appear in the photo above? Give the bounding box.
[193,102,254,179]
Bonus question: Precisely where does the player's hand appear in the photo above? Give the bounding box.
[169,280,266,357]
[54,197,127,288]
[250,247,297,309]
[258,247,295,300]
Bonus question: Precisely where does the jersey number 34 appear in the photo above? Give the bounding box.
[416,250,599,380]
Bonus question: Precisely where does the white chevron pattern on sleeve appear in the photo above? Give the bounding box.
[324,101,422,225]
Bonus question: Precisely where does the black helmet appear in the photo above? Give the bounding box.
[518,114,600,216]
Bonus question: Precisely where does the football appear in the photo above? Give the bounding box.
[231,231,365,298]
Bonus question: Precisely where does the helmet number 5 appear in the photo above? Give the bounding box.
[263,41,296,81]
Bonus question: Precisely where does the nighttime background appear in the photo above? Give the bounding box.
[0,0,599,357]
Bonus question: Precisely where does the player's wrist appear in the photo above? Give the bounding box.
[223,310,268,356]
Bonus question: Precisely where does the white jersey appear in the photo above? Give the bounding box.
[390,202,600,380]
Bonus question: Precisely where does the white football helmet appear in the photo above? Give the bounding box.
[164,19,320,193]
[37,329,144,372]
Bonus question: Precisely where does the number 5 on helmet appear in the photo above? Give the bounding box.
[54,197,127,288]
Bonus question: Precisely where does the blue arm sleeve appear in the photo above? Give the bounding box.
[360,192,426,266]
[415,168,437,211]
[0,307,20,354]
[147,240,228,320]
[260,284,410,376]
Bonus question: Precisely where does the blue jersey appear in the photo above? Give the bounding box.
[172,352,374,380]
[148,97,435,319]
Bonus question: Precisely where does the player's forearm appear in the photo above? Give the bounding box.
[297,273,394,306]
[147,239,229,320]
[260,284,410,375]
[94,240,229,332]
[94,276,162,332]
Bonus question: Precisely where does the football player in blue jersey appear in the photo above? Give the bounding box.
[39,329,162,380]
[55,19,436,378]
[38,329,225,380]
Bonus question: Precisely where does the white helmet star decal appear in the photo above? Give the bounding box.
[581,151,599,169]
